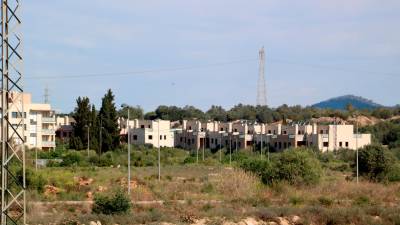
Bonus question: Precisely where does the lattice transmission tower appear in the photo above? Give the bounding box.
[1,0,25,224]
[256,47,267,106]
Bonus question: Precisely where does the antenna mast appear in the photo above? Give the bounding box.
[1,0,25,224]
[257,47,267,106]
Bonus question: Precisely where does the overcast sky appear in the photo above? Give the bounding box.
[24,0,400,113]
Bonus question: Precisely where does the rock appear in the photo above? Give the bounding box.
[96,221,102,225]
[291,215,301,224]
[78,177,94,186]
[243,217,260,225]
[86,191,93,199]
[89,222,97,225]
[44,185,61,196]
[266,222,278,225]
[276,217,290,225]
[267,222,278,225]
[96,186,108,192]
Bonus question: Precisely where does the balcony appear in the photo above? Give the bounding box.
[42,141,55,147]
[42,129,55,135]
[42,117,55,123]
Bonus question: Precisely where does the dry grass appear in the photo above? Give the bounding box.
[26,165,400,225]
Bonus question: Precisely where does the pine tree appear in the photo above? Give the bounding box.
[98,89,120,152]
[70,97,91,150]
[89,104,99,152]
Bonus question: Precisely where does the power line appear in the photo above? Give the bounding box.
[25,58,258,80]
[25,56,399,81]
[267,58,399,77]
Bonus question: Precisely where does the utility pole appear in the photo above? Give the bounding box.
[236,135,238,153]
[85,125,90,157]
[158,120,161,181]
[1,0,25,224]
[260,132,263,159]
[202,135,205,161]
[196,142,199,164]
[44,85,49,104]
[356,114,359,184]
[219,133,222,162]
[229,135,232,165]
[127,110,131,194]
[257,47,267,106]
[99,119,102,155]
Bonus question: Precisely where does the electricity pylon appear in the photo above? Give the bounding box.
[1,0,25,224]
[256,47,267,106]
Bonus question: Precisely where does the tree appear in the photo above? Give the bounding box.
[70,97,91,150]
[357,145,399,182]
[118,104,144,119]
[205,105,227,121]
[98,89,120,152]
[89,104,99,151]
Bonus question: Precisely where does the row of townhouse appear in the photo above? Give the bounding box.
[120,119,371,152]
[3,92,57,151]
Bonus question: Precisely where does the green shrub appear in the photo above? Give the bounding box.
[92,190,131,215]
[357,145,399,182]
[17,168,46,192]
[60,151,84,167]
[289,195,304,206]
[241,148,322,185]
[353,196,370,206]
[276,149,322,185]
[388,163,400,182]
[200,183,214,193]
[318,196,334,207]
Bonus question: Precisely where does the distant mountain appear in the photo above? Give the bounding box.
[312,95,383,110]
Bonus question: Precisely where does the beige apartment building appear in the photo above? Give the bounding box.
[124,119,177,148]
[5,93,56,150]
[176,120,371,152]
[55,115,75,139]
[254,124,371,152]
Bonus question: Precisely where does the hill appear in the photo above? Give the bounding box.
[312,95,383,110]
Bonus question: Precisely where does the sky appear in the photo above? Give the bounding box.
[24,0,400,113]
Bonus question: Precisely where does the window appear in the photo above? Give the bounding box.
[273,130,276,134]
[268,130,271,134]
[234,128,237,132]
[320,130,324,134]
[141,125,145,128]
[164,135,166,140]
[274,142,277,148]
[323,142,329,147]
[148,125,150,128]
[283,131,287,134]
[278,142,282,149]
[288,142,292,147]
[148,135,153,140]
[220,128,223,131]
[211,139,214,144]
[12,112,18,118]
[30,133,36,137]
[180,137,183,142]
[192,138,194,143]
[189,126,192,130]
[284,142,287,148]
[201,128,204,132]
[160,135,162,140]
[133,135,137,140]
[188,139,191,144]
[225,140,228,145]
[339,142,343,147]
[298,131,301,135]
[345,142,349,147]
